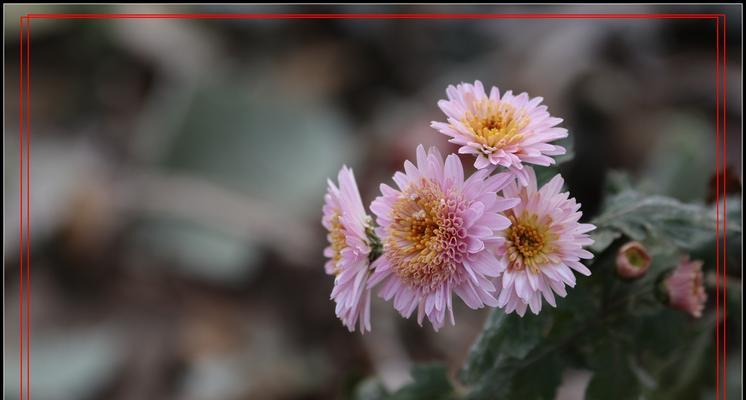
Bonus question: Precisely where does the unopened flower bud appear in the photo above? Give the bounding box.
[660,257,707,318]
[616,241,651,279]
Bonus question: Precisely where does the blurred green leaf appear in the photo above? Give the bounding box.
[353,378,388,400]
[505,354,563,400]
[587,229,622,254]
[605,170,636,195]
[642,114,713,202]
[166,81,355,215]
[134,219,260,286]
[585,343,640,400]
[726,353,742,400]
[388,364,454,400]
[6,328,122,400]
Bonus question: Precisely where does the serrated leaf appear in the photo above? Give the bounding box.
[389,364,454,400]
[460,311,553,385]
[590,191,718,254]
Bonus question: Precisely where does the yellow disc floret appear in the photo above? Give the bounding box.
[327,212,347,275]
[462,100,529,151]
[506,213,557,274]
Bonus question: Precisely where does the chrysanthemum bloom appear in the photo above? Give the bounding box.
[368,145,518,330]
[496,168,595,316]
[322,166,376,332]
[616,241,652,279]
[431,81,568,185]
[662,257,707,318]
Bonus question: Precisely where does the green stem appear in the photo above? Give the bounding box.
[365,225,383,264]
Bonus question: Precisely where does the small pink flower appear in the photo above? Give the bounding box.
[369,145,518,331]
[616,241,652,279]
[431,81,568,186]
[663,257,707,318]
[496,167,595,316]
[323,166,374,332]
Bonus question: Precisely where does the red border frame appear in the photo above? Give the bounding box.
[16,11,730,400]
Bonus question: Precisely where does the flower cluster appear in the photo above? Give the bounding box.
[322,81,595,332]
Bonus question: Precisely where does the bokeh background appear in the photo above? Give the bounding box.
[3,4,742,400]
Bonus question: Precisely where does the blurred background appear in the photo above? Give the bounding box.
[3,4,742,400]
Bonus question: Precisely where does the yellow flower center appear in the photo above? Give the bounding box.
[506,213,556,274]
[692,271,703,296]
[328,212,347,275]
[386,179,467,292]
[462,100,529,150]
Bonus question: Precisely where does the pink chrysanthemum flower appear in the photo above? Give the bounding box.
[663,257,707,318]
[322,166,375,332]
[431,81,568,186]
[368,145,519,331]
[496,168,595,316]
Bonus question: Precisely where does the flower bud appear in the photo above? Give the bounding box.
[661,257,707,318]
[616,241,651,279]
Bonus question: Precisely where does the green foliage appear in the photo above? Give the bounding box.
[641,115,714,203]
[585,343,640,400]
[354,167,739,400]
[352,364,454,400]
[389,364,455,400]
[505,354,563,400]
[352,378,389,400]
[590,190,720,254]
[460,312,553,400]
[461,312,553,385]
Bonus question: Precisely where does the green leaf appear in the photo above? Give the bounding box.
[164,81,354,215]
[505,354,563,400]
[605,170,635,195]
[723,195,743,235]
[590,190,718,254]
[641,114,714,203]
[588,229,622,254]
[464,358,519,400]
[353,378,388,400]
[464,344,564,400]
[389,364,455,400]
[585,343,640,400]
[460,292,598,400]
[460,311,553,385]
